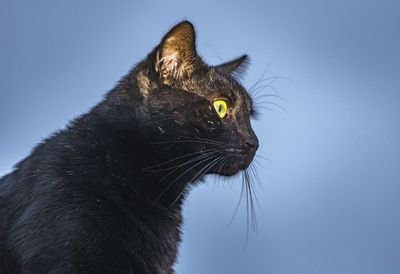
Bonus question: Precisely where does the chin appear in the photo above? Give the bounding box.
[211,156,254,176]
[217,168,241,176]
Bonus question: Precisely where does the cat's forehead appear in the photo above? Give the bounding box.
[205,68,252,106]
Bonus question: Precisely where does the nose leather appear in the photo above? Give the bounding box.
[244,135,259,153]
[245,140,258,150]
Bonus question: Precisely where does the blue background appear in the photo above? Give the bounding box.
[1,1,399,273]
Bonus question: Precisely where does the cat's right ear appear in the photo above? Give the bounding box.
[155,21,201,85]
[215,55,250,78]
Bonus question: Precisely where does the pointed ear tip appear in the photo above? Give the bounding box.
[171,20,195,33]
[177,20,194,27]
[241,54,250,62]
[240,55,251,68]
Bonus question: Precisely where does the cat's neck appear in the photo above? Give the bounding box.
[56,97,193,210]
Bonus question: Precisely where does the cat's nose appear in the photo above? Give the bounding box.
[244,138,259,152]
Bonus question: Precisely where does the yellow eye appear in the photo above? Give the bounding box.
[213,99,228,118]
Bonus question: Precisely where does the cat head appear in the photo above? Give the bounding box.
[132,21,258,176]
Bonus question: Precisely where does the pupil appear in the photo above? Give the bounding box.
[218,104,223,112]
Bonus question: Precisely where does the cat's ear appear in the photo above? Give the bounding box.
[155,21,201,84]
[215,55,250,78]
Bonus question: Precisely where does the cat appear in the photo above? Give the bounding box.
[0,20,259,273]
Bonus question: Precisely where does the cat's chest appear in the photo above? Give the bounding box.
[103,199,183,273]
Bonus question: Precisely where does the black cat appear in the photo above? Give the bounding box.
[0,21,258,273]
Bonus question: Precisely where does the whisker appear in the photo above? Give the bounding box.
[211,155,227,190]
[151,154,220,206]
[255,154,272,162]
[247,61,274,93]
[246,169,262,219]
[238,167,262,249]
[188,155,224,185]
[226,174,245,229]
[244,170,258,232]
[147,139,223,146]
[244,171,250,249]
[253,94,292,105]
[250,77,281,96]
[190,137,225,145]
[249,163,263,189]
[248,170,263,217]
[157,152,217,184]
[254,101,288,114]
[203,42,224,62]
[168,155,225,208]
[249,75,293,96]
[253,158,266,169]
[143,149,216,171]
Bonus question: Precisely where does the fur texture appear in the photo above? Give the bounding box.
[0,21,258,273]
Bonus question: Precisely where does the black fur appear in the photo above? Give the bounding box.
[0,21,258,273]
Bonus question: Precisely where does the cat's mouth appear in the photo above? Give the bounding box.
[209,146,258,176]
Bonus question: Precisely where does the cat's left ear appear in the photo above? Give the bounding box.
[155,21,202,84]
[215,55,250,78]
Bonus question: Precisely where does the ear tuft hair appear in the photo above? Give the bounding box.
[155,21,201,84]
[215,55,250,79]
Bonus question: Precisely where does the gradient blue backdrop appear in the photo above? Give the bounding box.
[1,1,399,273]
